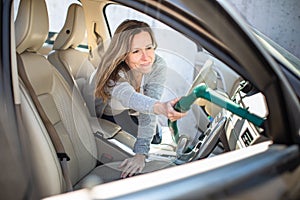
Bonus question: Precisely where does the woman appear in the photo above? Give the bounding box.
[94,20,186,178]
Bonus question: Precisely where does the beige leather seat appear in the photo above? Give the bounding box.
[47,3,96,115]
[15,0,173,198]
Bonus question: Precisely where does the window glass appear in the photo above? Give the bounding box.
[46,0,80,33]
[104,4,268,151]
[105,4,197,98]
[105,4,203,143]
[105,4,171,35]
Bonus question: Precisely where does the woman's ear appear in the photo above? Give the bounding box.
[124,57,128,65]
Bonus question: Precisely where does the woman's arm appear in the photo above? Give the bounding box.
[111,81,157,114]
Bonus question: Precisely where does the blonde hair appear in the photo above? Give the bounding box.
[94,20,157,101]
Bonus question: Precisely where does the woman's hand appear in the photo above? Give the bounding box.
[119,154,146,178]
[154,98,187,121]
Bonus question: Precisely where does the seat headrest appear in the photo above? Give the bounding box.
[53,4,86,50]
[15,0,49,54]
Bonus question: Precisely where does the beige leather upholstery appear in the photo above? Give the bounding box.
[15,0,49,54]
[20,80,65,196]
[48,3,95,95]
[15,0,171,197]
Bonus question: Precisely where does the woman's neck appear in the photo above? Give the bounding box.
[132,71,143,91]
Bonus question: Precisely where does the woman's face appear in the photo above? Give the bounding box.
[125,31,155,75]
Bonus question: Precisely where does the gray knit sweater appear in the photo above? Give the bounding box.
[84,55,167,155]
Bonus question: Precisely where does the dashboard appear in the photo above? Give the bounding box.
[225,88,269,150]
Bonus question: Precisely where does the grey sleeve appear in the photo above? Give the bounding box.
[111,82,157,114]
[134,113,157,154]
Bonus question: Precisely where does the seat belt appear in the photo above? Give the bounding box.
[17,54,73,192]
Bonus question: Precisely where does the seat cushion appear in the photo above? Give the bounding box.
[74,160,175,189]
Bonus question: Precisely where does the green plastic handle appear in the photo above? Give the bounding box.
[168,83,265,143]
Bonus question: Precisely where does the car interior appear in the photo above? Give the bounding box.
[11,0,290,199]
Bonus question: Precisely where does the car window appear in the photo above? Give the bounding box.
[105,4,197,96]
[105,4,208,144]
[104,4,269,150]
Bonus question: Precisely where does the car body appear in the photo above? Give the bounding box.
[1,0,299,199]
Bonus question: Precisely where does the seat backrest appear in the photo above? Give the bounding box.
[48,3,95,97]
[15,0,98,196]
[48,3,97,116]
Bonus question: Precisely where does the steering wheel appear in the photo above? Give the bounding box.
[174,114,227,164]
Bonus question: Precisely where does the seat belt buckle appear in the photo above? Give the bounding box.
[57,153,71,161]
